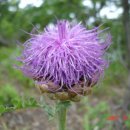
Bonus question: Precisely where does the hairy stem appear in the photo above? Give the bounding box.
[57,101,70,130]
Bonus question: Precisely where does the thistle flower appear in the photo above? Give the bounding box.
[18,20,111,99]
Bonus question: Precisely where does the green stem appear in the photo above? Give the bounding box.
[57,101,70,130]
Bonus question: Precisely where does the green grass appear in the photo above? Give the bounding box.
[0,46,33,87]
[82,98,113,130]
[0,47,38,114]
[0,84,20,105]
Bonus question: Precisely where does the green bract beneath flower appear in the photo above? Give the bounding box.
[36,81,92,101]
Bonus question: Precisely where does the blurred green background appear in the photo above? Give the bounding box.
[0,0,130,130]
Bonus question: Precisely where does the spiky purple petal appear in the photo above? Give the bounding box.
[18,20,111,91]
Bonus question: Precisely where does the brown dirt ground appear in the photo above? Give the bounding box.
[0,103,84,130]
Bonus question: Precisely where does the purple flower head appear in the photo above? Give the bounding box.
[18,20,111,94]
